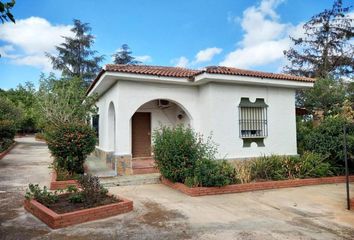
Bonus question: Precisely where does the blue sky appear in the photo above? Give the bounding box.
[0,0,349,89]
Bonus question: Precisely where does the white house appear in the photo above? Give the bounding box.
[87,64,315,175]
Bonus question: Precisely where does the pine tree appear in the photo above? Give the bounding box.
[0,0,15,24]
[47,19,104,86]
[112,44,141,65]
[284,0,354,78]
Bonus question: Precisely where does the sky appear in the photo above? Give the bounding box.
[0,0,351,89]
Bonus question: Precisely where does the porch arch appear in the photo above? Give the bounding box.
[107,101,116,151]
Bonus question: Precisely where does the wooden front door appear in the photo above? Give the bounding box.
[132,112,151,158]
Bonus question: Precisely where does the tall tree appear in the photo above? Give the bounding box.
[47,19,104,86]
[112,44,141,65]
[0,0,15,24]
[284,0,354,78]
[37,74,97,129]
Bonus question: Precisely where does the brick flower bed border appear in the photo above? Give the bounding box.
[0,141,17,160]
[24,196,133,228]
[161,175,354,197]
[50,171,79,190]
[351,199,354,210]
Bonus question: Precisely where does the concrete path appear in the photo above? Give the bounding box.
[1,136,354,239]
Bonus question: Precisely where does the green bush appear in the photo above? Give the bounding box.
[153,125,235,187]
[0,97,22,152]
[297,152,333,178]
[185,159,236,187]
[25,184,59,206]
[0,120,16,152]
[250,155,287,181]
[74,174,109,207]
[249,153,333,181]
[46,123,97,175]
[301,116,354,173]
[153,125,217,183]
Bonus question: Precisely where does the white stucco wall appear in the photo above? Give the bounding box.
[95,79,297,159]
[198,83,297,159]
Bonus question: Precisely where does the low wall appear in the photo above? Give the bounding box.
[24,196,133,228]
[162,176,354,197]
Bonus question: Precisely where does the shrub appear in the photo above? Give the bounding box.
[75,174,109,207]
[153,125,217,183]
[46,123,97,175]
[185,159,236,187]
[247,153,332,181]
[0,97,22,152]
[296,152,333,178]
[231,160,253,184]
[25,184,59,206]
[0,120,16,152]
[301,116,354,173]
[250,155,287,181]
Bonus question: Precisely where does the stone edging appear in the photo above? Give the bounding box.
[0,141,17,160]
[161,176,354,197]
[49,171,79,190]
[24,196,133,228]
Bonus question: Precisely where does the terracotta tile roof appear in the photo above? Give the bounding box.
[105,64,202,78]
[204,66,315,82]
[87,64,315,94]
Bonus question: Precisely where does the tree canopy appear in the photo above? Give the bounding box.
[284,0,354,78]
[46,19,104,87]
[37,74,97,129]
[0,0,15,24]
[112,44,141,65]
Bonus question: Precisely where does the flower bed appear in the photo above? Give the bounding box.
[24,195,133,228]
[161,175,354,197]
[50,171,79,190]
[0,141,17,160]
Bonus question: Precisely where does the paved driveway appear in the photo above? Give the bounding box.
[1,136,354,240]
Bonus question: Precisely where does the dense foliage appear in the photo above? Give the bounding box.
[46,123,97,175]
[0,82,39,133]
[37,75,97,128]
[250,153,333,181]
[185,159,236,187]
[46,19,104,86]
[153,126,236,187]
[0,97,22,152]
[298,116,354,173]
[296,77,346,116]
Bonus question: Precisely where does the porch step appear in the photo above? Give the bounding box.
[100,173,161,187]
[132,157,159,175]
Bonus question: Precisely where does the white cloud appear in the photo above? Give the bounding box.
[220,0,304,70]
[0,45,18,59]
[195,47,222,63]
[173,56,189,68]
[0,16,73,71]
[135,55,152,63]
